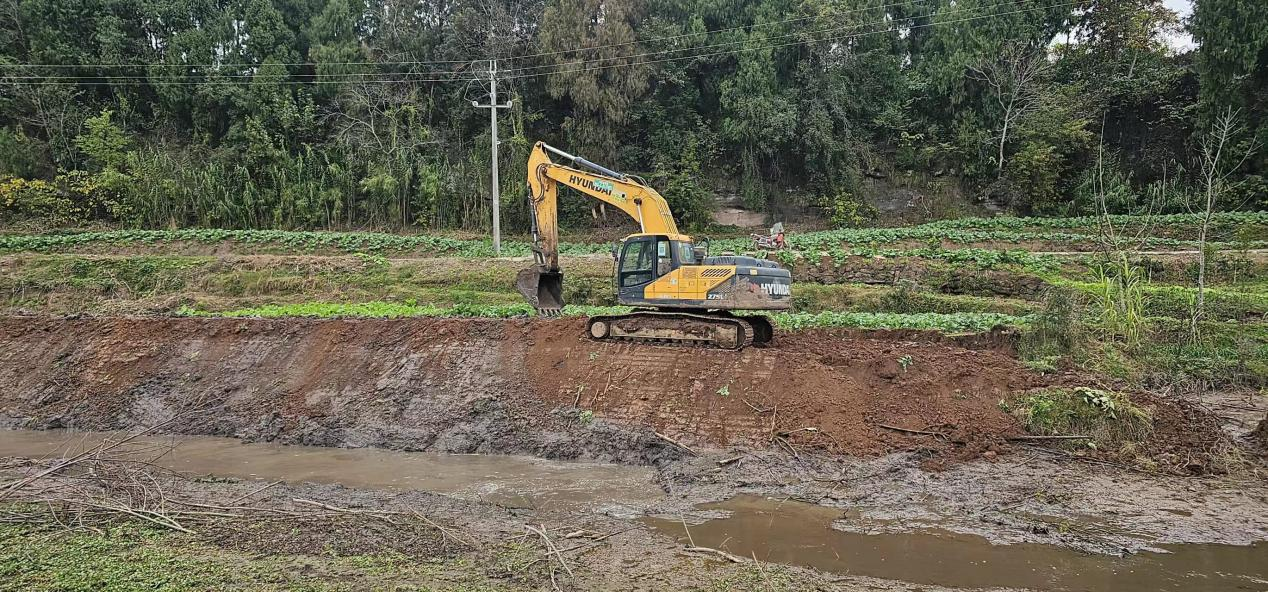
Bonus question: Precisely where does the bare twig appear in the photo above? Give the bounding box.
[742,399,773,413]
[228,480,283,504]
[292,498,403,517]
[684,546,747,563]
[1007,435,1091,441]
[526,524,575,580]
[412,509,478,549]
[653,432,696,455]
[1,418,181,500]
[680,513,696,547]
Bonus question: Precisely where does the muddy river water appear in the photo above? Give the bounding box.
[645,495,1268,591]
[0,428,661,511]
[2,429,1266,591]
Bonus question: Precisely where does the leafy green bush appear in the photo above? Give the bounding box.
[1019,288,1084,363]
[180,301,1028,333]
[1001,387,1153,450]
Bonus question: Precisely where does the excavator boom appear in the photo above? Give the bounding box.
[519,142,682,314]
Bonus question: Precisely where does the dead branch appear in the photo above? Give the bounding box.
[229,480,283,504]
[1007,435,1091,441]
[412,509,479,549]
[653,432,696,456]
[683,546,747,563]
[680,513,696,547]
[526,523,575,581]
[742,399,773,413]
[0,418,181,500]
[292,498,404,517]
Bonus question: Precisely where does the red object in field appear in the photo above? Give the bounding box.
[751,224,787,250]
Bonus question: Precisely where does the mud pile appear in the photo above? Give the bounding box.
[0,316,1230,466]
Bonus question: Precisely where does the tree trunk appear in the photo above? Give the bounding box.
[997,117,1009,178]
[1192,218,1207,340]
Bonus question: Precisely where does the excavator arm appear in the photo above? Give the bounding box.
[518,142,683,313]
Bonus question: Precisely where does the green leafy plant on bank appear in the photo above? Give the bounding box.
[1000,387,1153,451]
[177,301,1030,332]
[1091,257,1148,347]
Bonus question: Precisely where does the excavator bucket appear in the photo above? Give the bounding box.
[516,268,564,316]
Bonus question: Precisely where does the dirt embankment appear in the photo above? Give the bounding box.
[0,316,1231,467]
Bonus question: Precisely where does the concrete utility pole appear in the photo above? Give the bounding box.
[472,59,513,255]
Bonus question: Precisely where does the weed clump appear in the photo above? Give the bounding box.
[1001,387,1153,451]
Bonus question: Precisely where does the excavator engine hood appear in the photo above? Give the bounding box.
[516,268,564,316]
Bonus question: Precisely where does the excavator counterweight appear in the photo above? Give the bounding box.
[518,141,792,349]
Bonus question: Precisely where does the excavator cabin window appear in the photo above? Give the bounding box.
[619,238,654,287]
[619,237,675,287]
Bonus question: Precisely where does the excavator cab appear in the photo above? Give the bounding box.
[615,235,691,299]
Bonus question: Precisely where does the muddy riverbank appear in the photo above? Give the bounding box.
[2,315,1266,590]
[1,428,1266,591]
[0,316,1235,468]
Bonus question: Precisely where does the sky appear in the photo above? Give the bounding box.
[1163,0,1195,51]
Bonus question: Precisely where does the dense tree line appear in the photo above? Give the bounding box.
[0,0,1264,232]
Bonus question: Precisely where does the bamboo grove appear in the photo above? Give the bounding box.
[0,0,1265,232]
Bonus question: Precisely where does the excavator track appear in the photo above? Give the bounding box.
[585,311,773,350]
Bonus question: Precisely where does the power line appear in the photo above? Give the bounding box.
[5,1,1079,87]
[0,57,474,70]
[500,0,1082,82]
[2,68,476,81]
[4,74,477,86]
[0,1,918,72]
[497,0,1064,78]
[499,0,927,64]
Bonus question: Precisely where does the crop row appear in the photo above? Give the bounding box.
[178,301,1028,332]
[4,213,1264,258]
[919,211,1268,231]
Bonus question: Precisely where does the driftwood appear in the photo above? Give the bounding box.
[653,432,697,455]
[684,546,747,563]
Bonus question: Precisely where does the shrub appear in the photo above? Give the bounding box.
[1001,387,1153,451]
[0,177,77,225]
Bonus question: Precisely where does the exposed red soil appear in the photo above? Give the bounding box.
[525,319,1046,457]
[0,316,1235,468]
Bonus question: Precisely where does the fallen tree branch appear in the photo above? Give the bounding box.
[292,498,403,517]
[229,480,283,504]
[412,509,478,549]
[526,524,575,580]
[1007,435,1091,441]
[0,418,179,500]
[742,399,773,413]
[653,432,696,456]
[684,546,747,563]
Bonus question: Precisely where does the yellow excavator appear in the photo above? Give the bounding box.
[515,142,792,349]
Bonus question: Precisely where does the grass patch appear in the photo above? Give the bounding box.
[1001,387,1153,451]
[792,282,1035,315]
[0,520,516,592]
[179,300,1030,332]
[700,563,814,592]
